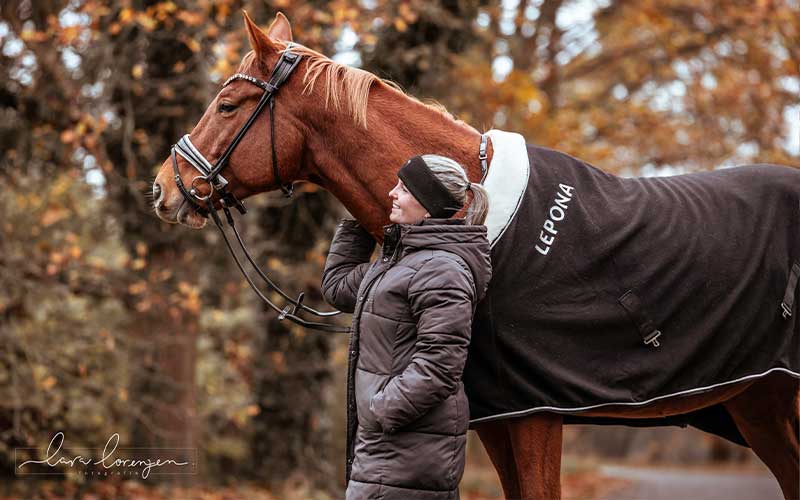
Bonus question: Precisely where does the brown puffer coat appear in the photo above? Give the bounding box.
[321,217,492,499]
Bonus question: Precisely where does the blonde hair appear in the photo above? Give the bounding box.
[420,154,489,225]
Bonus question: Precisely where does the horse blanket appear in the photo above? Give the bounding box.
[465,130,800,443]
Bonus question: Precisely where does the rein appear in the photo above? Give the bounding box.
[169,43,491,334]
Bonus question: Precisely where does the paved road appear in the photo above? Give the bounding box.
[599,464,783,500]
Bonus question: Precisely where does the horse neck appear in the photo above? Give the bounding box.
[302,83,491,241]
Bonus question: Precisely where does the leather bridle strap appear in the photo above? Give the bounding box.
[176,133,217,179]
[171,148,349,332]
[208,49,301,197]
[207,200,349,333]
[171,46,303,219]
[171,147,209,216]
[479,133,489,183]
[169,45,350,333]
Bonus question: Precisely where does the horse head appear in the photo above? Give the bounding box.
[153,12,313,228]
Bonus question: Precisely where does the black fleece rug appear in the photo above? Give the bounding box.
[465,132,800,445]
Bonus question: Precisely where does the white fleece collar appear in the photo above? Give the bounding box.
[482,129,530,247]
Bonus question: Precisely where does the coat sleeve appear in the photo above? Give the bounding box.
[369,255,476,433]
[320,219,376,313]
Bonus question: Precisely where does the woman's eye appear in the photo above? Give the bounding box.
[218,103,237,113]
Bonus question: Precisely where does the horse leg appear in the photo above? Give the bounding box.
[508,412,564,499]
[475,413,564,500]
[723,373,799,500]
[475,419,523,499]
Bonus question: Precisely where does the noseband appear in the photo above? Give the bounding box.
[170,44,349,333]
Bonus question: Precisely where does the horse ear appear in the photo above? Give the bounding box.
[267,12,293,42]
[242,10,277,58]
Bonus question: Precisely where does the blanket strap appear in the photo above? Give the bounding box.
[780,262,800,320]
[619,290,661,348]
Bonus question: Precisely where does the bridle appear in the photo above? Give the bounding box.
[169,43,492,335]
[172,45,301,215]
[170,44,349,333]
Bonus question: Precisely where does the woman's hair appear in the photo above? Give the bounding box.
[420,154,490,225]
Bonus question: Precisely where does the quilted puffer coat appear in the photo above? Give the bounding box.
[321,217,492,499]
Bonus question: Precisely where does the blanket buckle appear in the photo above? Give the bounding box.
[781,302,792,319]
[643,330,661,348]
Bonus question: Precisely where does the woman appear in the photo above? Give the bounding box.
[321,154,492,499]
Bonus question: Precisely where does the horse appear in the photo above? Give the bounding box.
[152,12,799,499]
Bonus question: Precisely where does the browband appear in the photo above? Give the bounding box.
[397,156,462,218]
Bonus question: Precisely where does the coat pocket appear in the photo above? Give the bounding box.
[618,289,662,348]
[780,262,800,320]
[408,389,468,435]
[355,368,388,433]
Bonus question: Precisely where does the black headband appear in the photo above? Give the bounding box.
[397,156,463,219]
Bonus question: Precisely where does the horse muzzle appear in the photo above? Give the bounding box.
[152,176,207,228]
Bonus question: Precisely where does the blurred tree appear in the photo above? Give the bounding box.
[452,0,798,170]
[361,0,487,91]
[0,0,239,481]
[354,0,798,172]
[0,0,137,478]
[70,0,243,468]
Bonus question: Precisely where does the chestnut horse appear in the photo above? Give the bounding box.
[153,12,799,499]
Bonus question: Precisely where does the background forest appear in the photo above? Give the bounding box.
[1,0,798,498]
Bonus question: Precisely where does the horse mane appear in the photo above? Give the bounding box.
[244,43,471,131]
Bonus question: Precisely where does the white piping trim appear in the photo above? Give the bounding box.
[468,367,800,424]
[481,129,530,248]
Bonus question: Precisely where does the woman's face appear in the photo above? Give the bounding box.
[388,179,429,224]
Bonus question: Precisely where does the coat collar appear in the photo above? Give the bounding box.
[381,218,466,253]
[383,216,465,234]
[380,218,492,302]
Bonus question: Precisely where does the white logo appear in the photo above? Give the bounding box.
[535,183,575,256]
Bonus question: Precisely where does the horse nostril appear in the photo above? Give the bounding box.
[153,182,162,204]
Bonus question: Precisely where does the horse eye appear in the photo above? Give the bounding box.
[218,103,237,113]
